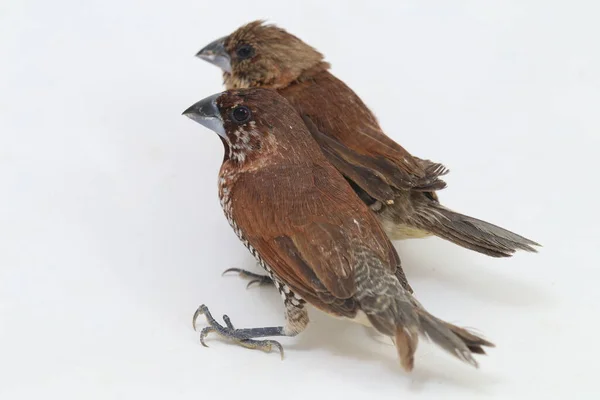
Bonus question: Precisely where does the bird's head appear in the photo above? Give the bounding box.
[183,88,317,165]
[196,21,329,89]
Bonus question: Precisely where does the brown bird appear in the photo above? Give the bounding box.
[183,88,493,371]
[196,21,539,258]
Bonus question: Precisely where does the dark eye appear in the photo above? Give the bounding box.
[231,106,251,123]
[235,44,254,60]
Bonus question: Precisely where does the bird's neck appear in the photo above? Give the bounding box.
[294,62,330,83]
[223,61,330,90]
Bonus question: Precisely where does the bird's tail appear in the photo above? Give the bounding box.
[416,203,540,257]
[392,302,494,371]
[355,264,494,371]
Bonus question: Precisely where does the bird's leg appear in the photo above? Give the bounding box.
[222,267,274,288]
[192,303,308,359]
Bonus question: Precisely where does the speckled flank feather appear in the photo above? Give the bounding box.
[352,247,485,370]
[205,21,539,257]
[208,88,492,370]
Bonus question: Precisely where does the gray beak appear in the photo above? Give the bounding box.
[196,37,232,73]
[182,93,227,138]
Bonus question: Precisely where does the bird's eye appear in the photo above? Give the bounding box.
[235,44,254,60]
[231,106,251,123]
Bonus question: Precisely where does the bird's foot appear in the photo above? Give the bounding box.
[222,268,274,288]
[192,304,284,358]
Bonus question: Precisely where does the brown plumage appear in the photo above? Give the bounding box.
[196,20,540,257]
[183,88,493,371]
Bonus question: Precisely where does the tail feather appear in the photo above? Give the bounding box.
[394,327,419,372]
[443,322,495,355]
[419,204,540,257]
[385,304,493,371]
[413,308,481,368]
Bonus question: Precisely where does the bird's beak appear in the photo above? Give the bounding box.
[182,93,227,138]
[196,36,232,73]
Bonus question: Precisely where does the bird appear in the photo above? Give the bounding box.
[195,20,540,258]
[183,88,494,371]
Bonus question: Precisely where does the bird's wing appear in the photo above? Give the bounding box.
[281,71,448,203]
[230,162,399,317]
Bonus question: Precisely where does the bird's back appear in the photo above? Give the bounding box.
[279,69,448,202]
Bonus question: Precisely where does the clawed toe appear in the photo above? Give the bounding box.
[222,268,273,288]
[199,326,215,347]
[222,314,234,329]
[238,339,284,359]
[246,277,273,288]
[192,304,209,331]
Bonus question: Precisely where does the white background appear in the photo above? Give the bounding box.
[1,1,598,398]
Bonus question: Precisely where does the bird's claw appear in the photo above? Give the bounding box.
[238,338,285,359]
[192,304,284,359]
[199,326,214,347]
[246,278,272,289]
[192,304,209,331]
[222,268,274,289]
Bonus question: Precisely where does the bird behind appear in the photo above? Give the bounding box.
[196,20,539,258]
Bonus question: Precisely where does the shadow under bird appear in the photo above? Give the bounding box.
[183,88,493,371]
[196,21,540,258]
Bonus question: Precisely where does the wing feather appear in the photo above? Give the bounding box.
[230,162,398,316]
[281,71,448,201]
